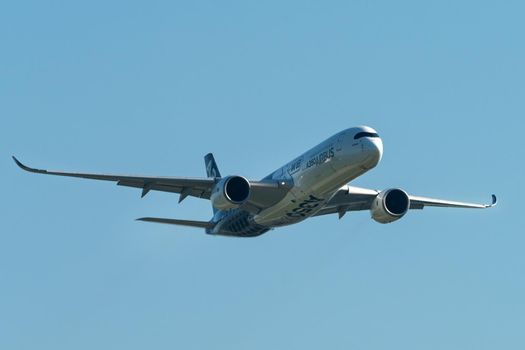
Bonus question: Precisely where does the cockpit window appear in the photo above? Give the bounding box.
[354,132,379,140]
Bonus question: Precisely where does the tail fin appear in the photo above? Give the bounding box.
[204,153,221,178]
[205,153,221,214]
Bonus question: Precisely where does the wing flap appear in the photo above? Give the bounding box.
[116,180,210,198]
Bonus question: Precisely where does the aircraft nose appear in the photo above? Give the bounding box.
[361,136,383,167]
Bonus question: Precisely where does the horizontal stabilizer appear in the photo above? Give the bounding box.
[137,217,214,229]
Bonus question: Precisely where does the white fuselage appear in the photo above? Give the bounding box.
[210,126,383,236]
[253,126,383,227]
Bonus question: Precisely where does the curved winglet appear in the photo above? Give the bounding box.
[12,156,44,174]
[489,194,498,207]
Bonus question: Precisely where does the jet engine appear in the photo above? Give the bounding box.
[210,176,251,210]
[370,188,410,224]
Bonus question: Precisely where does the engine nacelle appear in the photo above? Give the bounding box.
[370,188,410,224]
[210,176,251,210]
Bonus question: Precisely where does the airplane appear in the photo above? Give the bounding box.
[13,126,496,237]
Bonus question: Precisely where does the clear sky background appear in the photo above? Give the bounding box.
[1,1,524,349]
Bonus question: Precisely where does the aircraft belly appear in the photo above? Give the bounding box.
[253,163,336,226]
[253,159,371,227]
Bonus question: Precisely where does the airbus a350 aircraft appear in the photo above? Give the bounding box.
[13,126,496,237]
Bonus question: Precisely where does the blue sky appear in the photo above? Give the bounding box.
[1,1,524,349]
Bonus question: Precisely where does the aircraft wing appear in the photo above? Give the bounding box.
[13,156,216,201]
[408,194,497,209]
[12,157,292,208]
[314,185,497,218]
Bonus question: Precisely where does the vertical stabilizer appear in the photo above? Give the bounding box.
[205,153,221,214]
[204,153,222,178]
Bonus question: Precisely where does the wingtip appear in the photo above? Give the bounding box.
[136,217,157,223]
[12,156,27,170]
[491,194,497,207]
[12,156,45,174]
